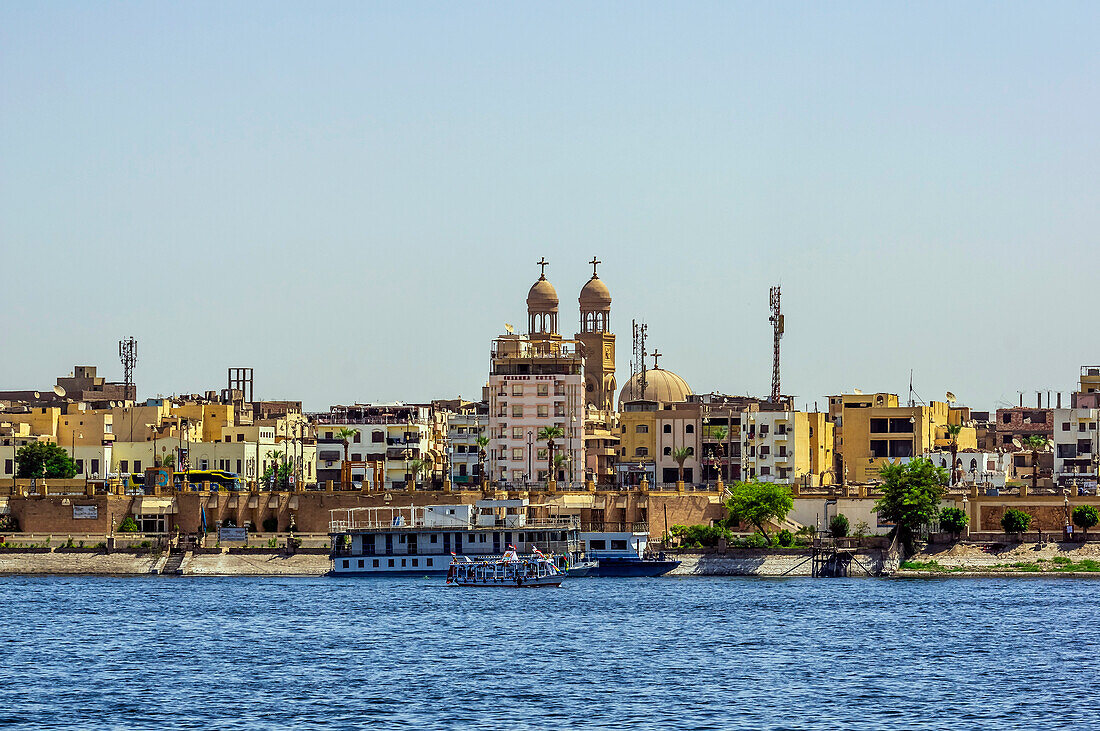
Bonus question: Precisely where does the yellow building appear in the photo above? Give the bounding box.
[617,400,658,486]
[829,393,976,483]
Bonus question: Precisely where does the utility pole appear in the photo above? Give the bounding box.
[769,286,783,403]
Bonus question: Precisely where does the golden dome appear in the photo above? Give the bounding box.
[618,367,692,405]
[527,276,559,312]
[579,275,611,310]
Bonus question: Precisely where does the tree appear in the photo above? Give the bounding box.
[161,453,175,469]
[537,426,565,482]
[709,426,728,481]
[15,442,77,479]
[410,459,433,489]
[117,516,139,533]
[475,434,489,485]
[945,423,962,486]
[552,452,568,482]
[829,513,850,538]
[1073,505,1099,537]
[874,458,948,554]
[724,480,794,545]
[1001,508,1033,535]
[1023,435,1048,493]
[672,447,692,484]
[335,428,357,464]
[939,506,969,539]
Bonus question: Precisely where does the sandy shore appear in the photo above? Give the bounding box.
[896,541,1100,577]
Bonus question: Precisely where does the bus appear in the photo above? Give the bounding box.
[172,470,245,491]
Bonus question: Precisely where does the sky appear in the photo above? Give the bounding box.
[2,2,1098,413]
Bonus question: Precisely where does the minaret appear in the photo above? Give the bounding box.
[575,256,616,411]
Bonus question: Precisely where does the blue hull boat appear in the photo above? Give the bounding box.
[590,556,680,577]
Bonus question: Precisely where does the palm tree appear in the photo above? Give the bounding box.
[537,426,565,482]
[475,433,489,486]
[335,428,356,464]
[552,453,568,482]
[410,458,433,490]
[945,423,962,486]
[1024,434,1048,493]
[672,446,692,485]
[709,425,728,482]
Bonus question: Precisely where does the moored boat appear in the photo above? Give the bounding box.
[447,547,564,587]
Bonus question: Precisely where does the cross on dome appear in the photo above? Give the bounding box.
[651,349,662,369]
[589,256,601,278]
[536,257,549,279]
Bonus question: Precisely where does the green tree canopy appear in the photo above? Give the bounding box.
[874,458,948,552]
[939,506,969,538]
[1072,505,1099,535]
[724,480,794,545]
[829,514,850,538]
[1001,508,1033,535]
[15,442,77,479]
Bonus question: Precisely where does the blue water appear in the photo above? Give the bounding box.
[0,575,1092,730]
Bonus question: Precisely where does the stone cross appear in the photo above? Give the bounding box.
[589,255,601,277]
[537,257,549,278]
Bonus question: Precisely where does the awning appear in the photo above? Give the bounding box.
[561,494,595,508]
[135,497,177,515]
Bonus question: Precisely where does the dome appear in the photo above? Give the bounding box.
[579,275,611,310]
[618,367,692,405]
[527,277,559,312]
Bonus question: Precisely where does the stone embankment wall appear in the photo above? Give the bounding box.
[0,549,331,576]
[668,549,885,577]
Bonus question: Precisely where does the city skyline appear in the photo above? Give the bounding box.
[3,4,1097,411]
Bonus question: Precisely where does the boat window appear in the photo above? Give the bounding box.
[589,540,606,550]
[412,559,418,567]
[358,560,364,568]
[342,560,349,569]
[373,559,379,568]
[431,534,438,543]
[611,540,627,550]
[388,559,394,567]
[427,558,433,566]
[402,559,407,567]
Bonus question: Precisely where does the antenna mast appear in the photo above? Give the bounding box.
[631,319,648,401]
[769,286,782,403]
[118,336,137,401]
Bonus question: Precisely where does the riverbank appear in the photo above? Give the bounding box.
[0,550,332,576]
[895,541,1100,577]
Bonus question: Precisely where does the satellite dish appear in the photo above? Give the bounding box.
[54,385,66,397]
[504,323,515,334]
[946,391,956,403]
[1012,438,1023,449]
[852,388,863,395]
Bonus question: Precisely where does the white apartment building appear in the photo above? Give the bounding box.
[487,335,584,486]
[315,403,437,489]
[446,411,488,487]
[1053,408,1099,489]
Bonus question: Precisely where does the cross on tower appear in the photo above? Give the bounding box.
[651,349,662,369]
[589,255,601,277]
[536,257,549,278]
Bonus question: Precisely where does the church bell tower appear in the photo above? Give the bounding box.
[575,256,616,412]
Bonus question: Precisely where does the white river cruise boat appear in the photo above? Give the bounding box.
[328,499,580,576]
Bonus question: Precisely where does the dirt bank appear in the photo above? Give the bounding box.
[897,541,1100,577]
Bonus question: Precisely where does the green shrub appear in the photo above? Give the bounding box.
[1073,505,1099,535]
[139,540,151,548]
[669,524,733,548]
[117,516,139,533]
[776,529,794,547]
[829,514,849,538]
[939,506,969,537]
[262,516,279,533]
[1052,556,1071,565]
[1000,508,1033,535]
[853,520,870,539]
[267,537,277,548]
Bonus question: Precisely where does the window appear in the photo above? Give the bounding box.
[120,460,129,473]
[512,384,524,396]
[353,431,361,443]
[870,418,889,433]
[589,540,606,550]
[512,448,523,460]
[76,459,84,474]
[537,405,548,418]
[352,453,361,461]
[663,425,672,434]
[685,424,694,434]
[373,559,380,568]
[358,560,364,568]
[513,427,523,439]
[635,447,649,457]
[537,448,548,460]
[663,446,671,456]
[343,560,349,569]
[372,431,384,443]
[610,540,628,550]
[512,405,523,418]
[388,559,395,567]
[761,467,771,476]
[3,459,11,475]
[537,384,548,396]
[635,424,649,434]
[427,558,433,567]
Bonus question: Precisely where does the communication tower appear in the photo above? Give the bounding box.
[118,336,137,400]
[769,286,783,402]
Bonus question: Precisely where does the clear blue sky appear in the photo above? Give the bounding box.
[2,3,1097,412]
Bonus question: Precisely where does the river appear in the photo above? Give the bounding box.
[0,575,1090,729]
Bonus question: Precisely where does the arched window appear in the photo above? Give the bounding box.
[635,447,648,457]
[970,458,978,470]
[685,424,694,434]
[663,446,672,456]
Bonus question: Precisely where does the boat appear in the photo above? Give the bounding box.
[447,546,564,588]
[580,529,681,577]
[328,499,580,576]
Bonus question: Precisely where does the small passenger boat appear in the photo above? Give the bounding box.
[447,547,564,588]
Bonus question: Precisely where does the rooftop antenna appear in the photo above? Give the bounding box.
[119,336,137,401]
[631,319,648,401]
[769,286,783,402]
